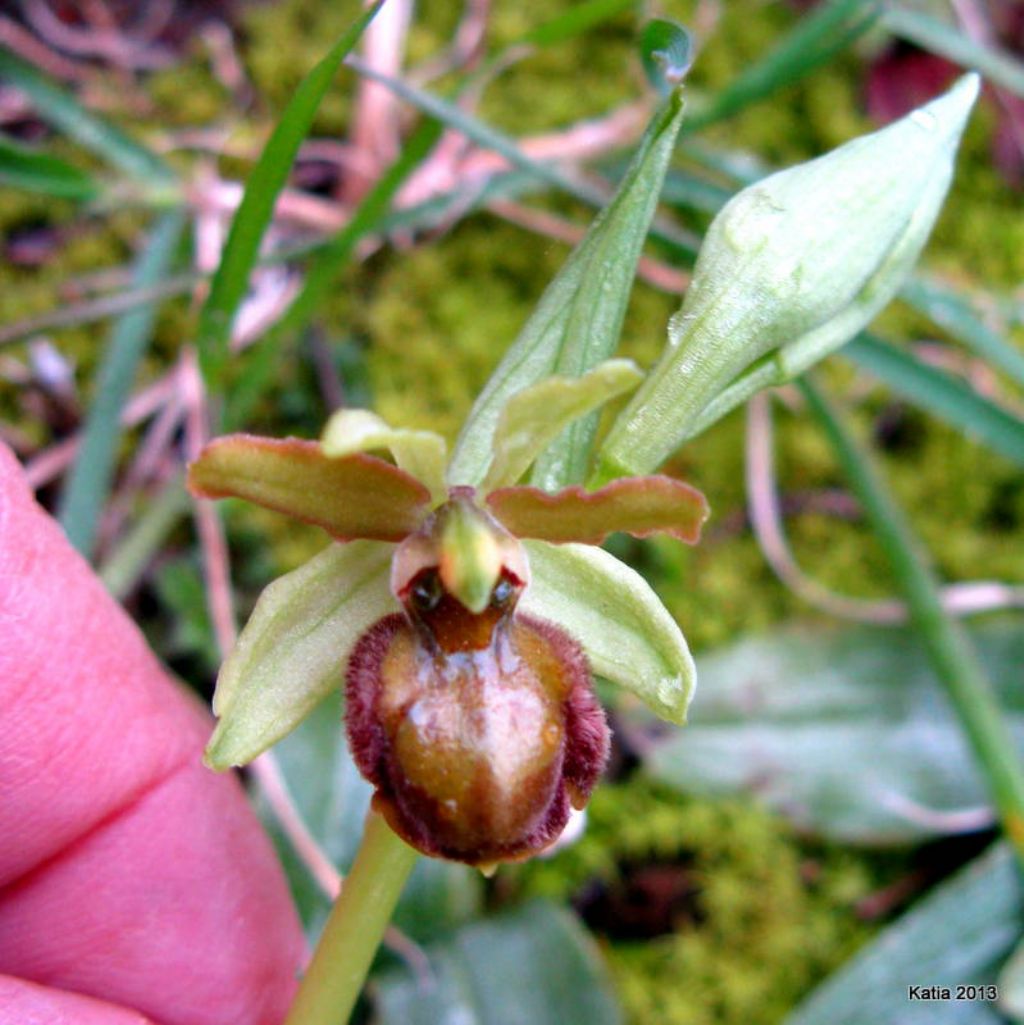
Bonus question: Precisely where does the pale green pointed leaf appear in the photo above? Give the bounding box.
[598,74,980,479]
[644,620,1024,844]
[447,91,687,490]
[520,541,695,724]
[482,359,642,491]
[320,409,447,501]
[206,540,394,768]
[59,211,185,559]
[787,843,1021,1025]
[374,900,622,1025]
[188,434,431,541]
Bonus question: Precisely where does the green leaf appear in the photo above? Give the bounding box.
[447,91,687,489]
[0,47,173,184]
[206,541,395,768]
[844,333,1024,468]
[321,409,447,502]
[187,434,431,542]
[253,691,482,940]
[483,359,643,490]
[196,0,384,387]
[374,900,622,1025]
[882,5,1024,99]
[57,211,184,559]
[487,476,708,545]
[639,20,694,96]
[644,619,1024,843]
[999,939,1024,1023]
[786,843,1021,1025]
[521,540,695,724]
[597,73,979,478]
[0,135,99,200]
[683,0,882,133]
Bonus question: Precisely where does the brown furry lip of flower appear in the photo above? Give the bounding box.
[345,493,610,868]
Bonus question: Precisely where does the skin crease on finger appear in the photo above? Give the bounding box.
[0,975,153,1024]
[0,442,306,1025]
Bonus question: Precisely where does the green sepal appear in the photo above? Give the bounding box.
[188,433,431,541]
[487,475,708,545]
[321,409,448,502]
[205,541,395,768]
[482,359,643,491]
[520,540,695,724]
[447,89,687,490]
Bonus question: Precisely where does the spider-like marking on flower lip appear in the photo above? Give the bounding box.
[345,491,610,867]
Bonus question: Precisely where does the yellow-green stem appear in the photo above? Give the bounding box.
[283,811,418,1025]
[801,376,1024,865]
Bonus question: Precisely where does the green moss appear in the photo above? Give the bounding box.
[147,60,230,127]
[514,780,885,1025]
[354,216,571,440]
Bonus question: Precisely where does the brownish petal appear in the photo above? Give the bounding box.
[187,434,431,542]
[485,475,709,545]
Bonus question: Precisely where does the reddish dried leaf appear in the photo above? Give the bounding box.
[187,434,431,542]
[486,476,709,545]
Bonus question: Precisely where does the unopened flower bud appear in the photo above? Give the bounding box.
[597,74,980,480]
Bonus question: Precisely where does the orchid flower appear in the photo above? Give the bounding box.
[189,358,707,866]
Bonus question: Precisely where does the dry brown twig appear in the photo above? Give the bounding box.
[344,0,414,203]
[19,0,175,71]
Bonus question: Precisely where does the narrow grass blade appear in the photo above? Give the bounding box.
[516,0,636,48]
[684,0,882,133]
[223,115,441,430]
[345,56,698,262]
[196,0,385,388]
[275,115,441,340]
[882,5,1024,99]
[0,47,173,183]
[99,478,190,599]
[0,135,99,200]
[58,211,184,559]
[345,57,606,207]
[801,376,1024,866]
[844,333,1024,468]
[900,275,1024,390]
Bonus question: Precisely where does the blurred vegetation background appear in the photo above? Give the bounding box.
[1,1,1023,1022]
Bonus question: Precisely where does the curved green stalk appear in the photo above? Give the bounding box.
[800,375,1024,864]
[284,812,418,1025]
